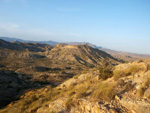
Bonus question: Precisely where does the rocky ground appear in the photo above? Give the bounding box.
[1,60,150,113]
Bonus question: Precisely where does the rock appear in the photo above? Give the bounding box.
[144,87,150,98]
[109,108,117,113]
[115,95,121,101]
[120,97,150,113]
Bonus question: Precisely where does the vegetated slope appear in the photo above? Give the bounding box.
[47,44,119,66]
[1,60,150,113]
[0,40,78,86]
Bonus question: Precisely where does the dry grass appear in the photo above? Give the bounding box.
[81,70,87,74]
[145,77,150,87]
[73,74,81,79]
[65,97,75,110]
[91,82,116,101]
[137,77,150,97]
[113,64,140,81]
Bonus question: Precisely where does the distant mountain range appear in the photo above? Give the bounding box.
[0,37,58,46]
[1,36,150,61]
[0,38,52,52]
[0,37,100,48]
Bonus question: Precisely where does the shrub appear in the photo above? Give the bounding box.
[137,59,143,63]
[99,67,113,80]
[113,70,126,81]
[82,70,87,74]
[31,95,38,101]
[23,94,38,105]
[98,62,113,80]
[129,65,139,75]
[73,74,80,79]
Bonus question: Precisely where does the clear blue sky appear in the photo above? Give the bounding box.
[0,0,150,54]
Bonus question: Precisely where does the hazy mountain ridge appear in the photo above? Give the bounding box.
[0,37,58,46]
[1,36,150,61]
[0,39,53,52]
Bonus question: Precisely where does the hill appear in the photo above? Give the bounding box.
[1,60,150,113]
[1,36,150,61]
[0,37,58,46]
[47,44,119,66]
[0,39,120,109]
[0,39,53,52]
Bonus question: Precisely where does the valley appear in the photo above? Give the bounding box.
[1,0,150,112]
[0,38,150,113]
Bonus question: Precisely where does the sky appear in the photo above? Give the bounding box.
[0,0,150,54]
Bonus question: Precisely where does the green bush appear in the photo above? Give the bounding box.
[98,63,113,80]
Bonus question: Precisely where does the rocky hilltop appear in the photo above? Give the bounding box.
[47,44,119,66]
[1,60,150,113]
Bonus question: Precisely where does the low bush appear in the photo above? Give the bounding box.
[73,74,81,79]
[98,62,113,80]
[81,70,87,74]
[137,59,143,63]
